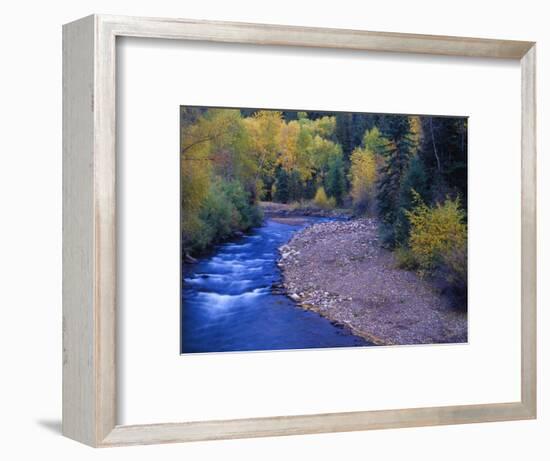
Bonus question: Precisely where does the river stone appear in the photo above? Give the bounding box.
[289,293,301,302]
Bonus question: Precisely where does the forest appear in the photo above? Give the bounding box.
[181,107,467,295]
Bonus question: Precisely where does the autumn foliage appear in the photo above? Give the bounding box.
[405,191,467,293]
[313,187,336,210]
[181,107,468,300]
[181,108,347,254]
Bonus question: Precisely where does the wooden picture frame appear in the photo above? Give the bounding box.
[62,14,537,447]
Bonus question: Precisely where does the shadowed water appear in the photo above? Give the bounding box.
[181,218,370,353]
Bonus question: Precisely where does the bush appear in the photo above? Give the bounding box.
[220,180,263,230]
[182,214,211,253]
[406,191,467,290]
[379,222,397,249]
[394,246,418,270]
[199,182,235,244]
[184,179,263,254]
[440,239,467,295]
[349,147,377,215]
[313,186,336,209]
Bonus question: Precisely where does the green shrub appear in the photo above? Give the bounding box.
[184,179,263,254]
[220,180,263,230]
[394,246,418,270]
[199,182,235,243]
[379,222,397,249]
[182,214,211,253]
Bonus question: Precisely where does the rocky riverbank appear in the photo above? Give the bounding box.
[277,219,467,345]
[260,201,353,219]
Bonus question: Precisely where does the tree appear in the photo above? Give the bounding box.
[394,155,430,245]
[349,147,377,214]
[310,135,342,182]
[376,115,416,246]
[405,192,467,294]
[180,109,241,253]
[181,108,242,157]
[181,159,212,252]
[325,155,346,205]
[287,170,303,202]
[278,120,314,182]
[335,113,377,163]
[269,115,342,204]
[335,113,353,161]
[347,127,388,215]
[418,116,467,208]
[273,167,290,203]
[180,107,468,265]
[244,110,283,198]
[362,126,388,154]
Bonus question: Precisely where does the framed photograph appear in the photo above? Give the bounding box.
[63,15,536,447]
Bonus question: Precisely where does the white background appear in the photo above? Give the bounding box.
[0,0,547,459]
[119,38,521,424]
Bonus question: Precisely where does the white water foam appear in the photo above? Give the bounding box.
[195,287,269,311]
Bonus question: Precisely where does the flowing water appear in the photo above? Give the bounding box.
[181,217,370,353]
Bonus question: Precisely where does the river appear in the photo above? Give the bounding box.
[181,217,370,353]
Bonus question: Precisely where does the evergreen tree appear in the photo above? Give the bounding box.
[302,177,317,200]
[273,167,290,203]
[287,170,303,202]
[335,113,353,162]
[376,115,416,247]
[395,155,430,246]
[325,155,346,205]
[335,113,379,165]
[350,113,370,149]
[418,117,467,208]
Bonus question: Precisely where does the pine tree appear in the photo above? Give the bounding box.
[325,155,346,205]
[395,155,430,246]
[335,113,353,162]
[273,167,290,203]
[376,115,416,247]
[287,170,303,202]
[418,117,467,208]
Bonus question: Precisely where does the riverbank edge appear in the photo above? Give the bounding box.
[275,218,392,346]
[183,223,260,264]
[184,201,350,264]
[259,201,353,220]
[296,301,391,346]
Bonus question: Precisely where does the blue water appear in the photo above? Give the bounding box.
[181,218,370,353]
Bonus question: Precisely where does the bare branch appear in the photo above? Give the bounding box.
[429,117,441,172]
